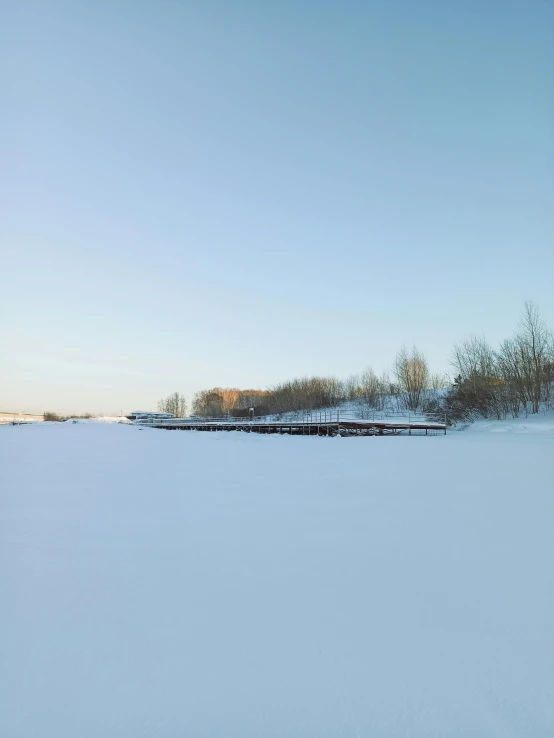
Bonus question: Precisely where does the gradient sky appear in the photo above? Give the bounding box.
[2,0,553,415]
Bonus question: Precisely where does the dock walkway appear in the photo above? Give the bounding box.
[136,416,446,436]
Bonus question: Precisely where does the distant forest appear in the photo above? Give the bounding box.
[164,302,554,424]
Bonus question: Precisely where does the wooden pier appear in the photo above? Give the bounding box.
[137,418,446,436]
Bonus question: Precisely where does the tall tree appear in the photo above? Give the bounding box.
[158,392,187,417]
[394,346,429,411]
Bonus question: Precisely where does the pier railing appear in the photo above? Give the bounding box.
[135,408,446,428]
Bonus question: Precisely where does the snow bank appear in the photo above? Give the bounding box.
[463,411,554,435]
[1,423,552,737]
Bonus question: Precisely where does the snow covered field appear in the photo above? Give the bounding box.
[1,422,553,737]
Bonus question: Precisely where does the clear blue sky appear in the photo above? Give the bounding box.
[2,0,553,414]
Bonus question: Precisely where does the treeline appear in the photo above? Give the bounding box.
[191,346,448,417]
[187,303,554,424]
[433,302,554,423]
[192,388,271,417]
[44,412,94,421]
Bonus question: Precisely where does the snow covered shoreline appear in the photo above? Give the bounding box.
[1,423,552,737]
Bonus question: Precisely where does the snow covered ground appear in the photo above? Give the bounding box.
[1,422,553,737]
[0,415,130,425]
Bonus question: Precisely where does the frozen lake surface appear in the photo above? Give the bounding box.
[1,421,553,737]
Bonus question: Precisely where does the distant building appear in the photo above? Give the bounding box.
[126,411,175,421]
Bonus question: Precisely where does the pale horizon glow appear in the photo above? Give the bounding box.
[3,0,553,415]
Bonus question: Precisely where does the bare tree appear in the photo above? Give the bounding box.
[451,336,497,390]
[191,389,225,417]
[442,302,554,422]
[394,346,429,411]
[495,303,553,415]
[517,301,553,413]
[341,374,361,402]
[449,336,505,416]
[430,373,448,390]
[359,368,386,410]
[158,392,187,417]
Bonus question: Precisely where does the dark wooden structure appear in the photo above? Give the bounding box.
[136,418,446,436]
